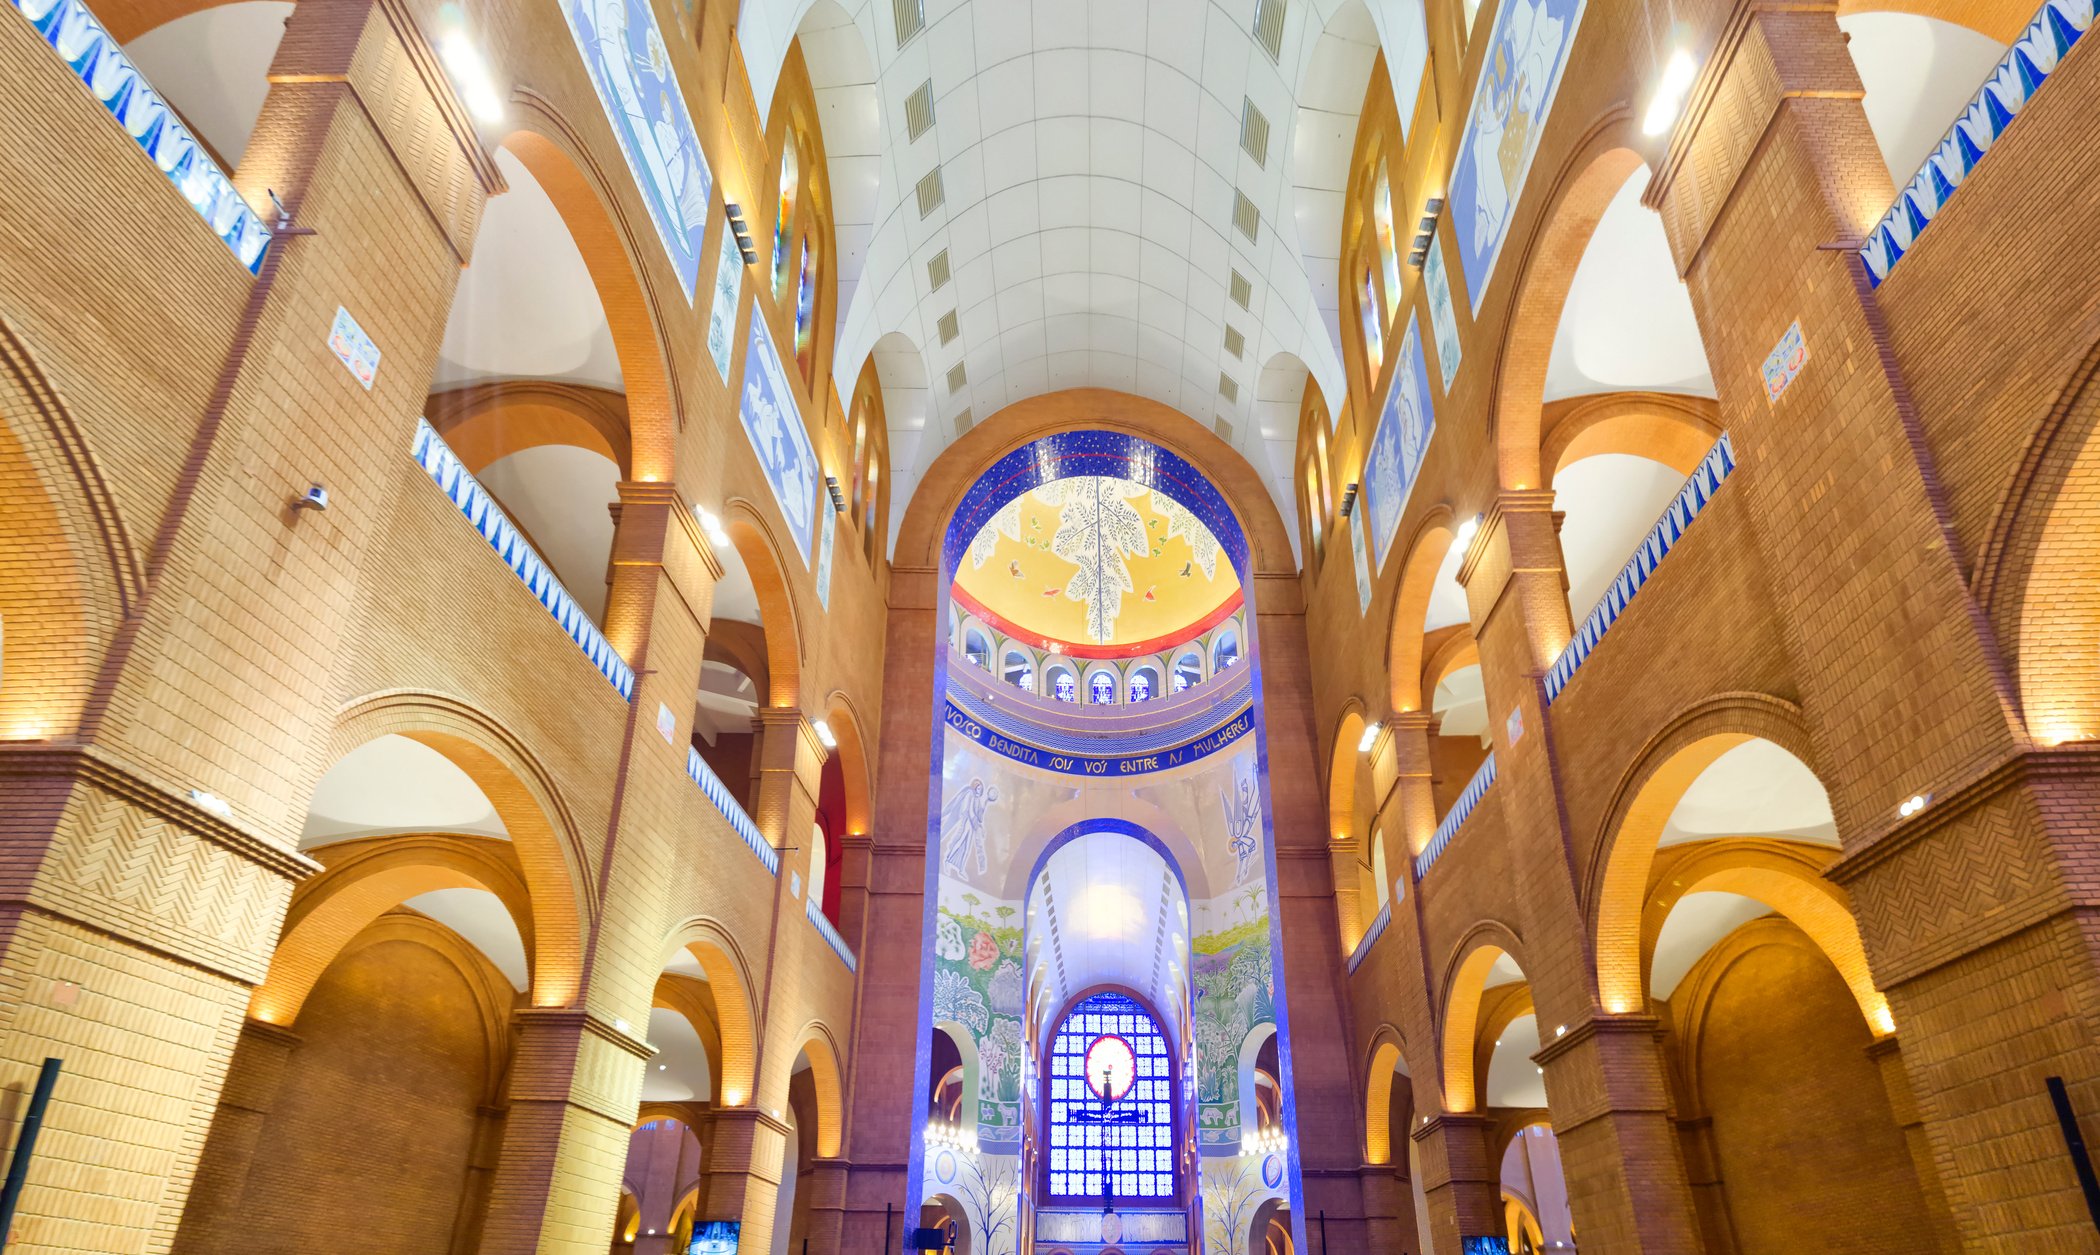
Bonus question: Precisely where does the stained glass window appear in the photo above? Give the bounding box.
[795,238,816,352]
[773,142,799,292]
[1128,671,1152,703]
[1360,264,1384,377]
[1045,991,1175,1200]
[1090,672,1115,704]
[1054,671,1077,702]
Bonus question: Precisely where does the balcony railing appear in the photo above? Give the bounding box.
[410,419,635,699]
[806,898,857,972]
[1860,0,2090,286]
[1544,433,1736,704]
[685,746,779,875]
[1414,752,1496,880]
[1347,900,1392,975]
[11,0,270,272]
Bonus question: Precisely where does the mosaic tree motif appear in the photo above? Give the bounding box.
[1049,478,1151,643]
[1152,491,1223,579]
[1201,1151,1283,1253]
[1192,891,1275,1144]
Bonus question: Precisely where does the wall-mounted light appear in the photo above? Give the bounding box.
[188,789,233,820]
[725,202,760,265]
[825,475,847,512]
[1642,47,1700,137]
[1357,722,1380,753]
[1898,792,1932,819]
[812,718,837,749]
[1454,514,1480,546]
[434,11,506,124]
[696,506,731,549]
[1338,482,1360,518]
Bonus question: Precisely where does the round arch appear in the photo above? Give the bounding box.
[1540,391,1722,485]
[723,503,807,707]
[1642,840,1890,1034]
[1384,507,1463,713]
[1438,923,1529,1113]
[250,832,533,1025]
[658,918,763,1108]
[321,694,591,1005]
[1835,0,2038,42]
[1488,114,1646,492]
[494,120,683,481]
[1361,1026,1413,1166]
[1586,693,1817,1016]
[821,689,874,836]
[653,971,729,1106]
[423,380,633,479]
[789,1022,847,1159]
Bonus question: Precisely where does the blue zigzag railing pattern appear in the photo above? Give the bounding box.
[1544,433,1736,704]
[1414,752,1496,880]
[686,746,779,875]
[806,898,857,971]
[1347,900,1392,975]
[11,0,270,272]
[410,420,635,699]
[1860,0,2090,285]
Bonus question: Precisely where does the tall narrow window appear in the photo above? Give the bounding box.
[794,236,817,371]
[1304,465,1324,558]
[1045,991,1176,1201]
[773,141,800,293]
[1360,265,1384,380]
[1374,161,1401,322]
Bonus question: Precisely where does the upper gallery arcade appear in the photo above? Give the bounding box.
[0,0,2094,1251]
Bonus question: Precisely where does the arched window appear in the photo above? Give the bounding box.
[1090,672,1116,705]
[1213,629,1240,672]
[1172,653,1202,693]
[1044,991,1176,1201]
[794,235,817,371]
[1303,464,1324,558]
[1050,666,1078,703]
[1128,667,1157,703]
[808,821,828,916]
[1359,264,1384,379]
[1374,160,1401,322]
[773,139,800,293]
[963,628,991,670]
[1003,649,1035,693]
[1372,829,1390,909]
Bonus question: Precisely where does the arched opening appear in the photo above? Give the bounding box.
[1252,1197,1295,1255]
[1839,9,2016,186]
[1498,1124,1573,1253]
[614,1117,705,1253]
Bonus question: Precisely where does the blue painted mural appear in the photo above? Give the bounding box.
[739,315,820,564]
[1363,315,1436,570]
[558,0,713,302]
[1447,0,1588,314]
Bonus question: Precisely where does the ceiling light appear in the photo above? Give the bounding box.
[813,719,837,748]
[1357,722,1380,753]
[1642,47,1700,137]
[435,24,505,124]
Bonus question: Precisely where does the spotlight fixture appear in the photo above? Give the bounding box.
[1338,481,1360,518]
[696,507,732,549]
[825,475,847,512]
[1898,792,1932,818]
[813,718,837,749]
[1411,232,1432,252]
[725,202,760,265]
[435,18,506,124]
[292,482,330,512]
[1454,514,1480,546]
[188,789,233,820]
[1358,722,1380,753]
[1642,47,1700,137]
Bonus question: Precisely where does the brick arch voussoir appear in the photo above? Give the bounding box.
[323,690,593,1005]
[424,380,634,479]
[498,107,684,482]
[251,832,533,1027]
[787,1019,847,1159]
[1836,0,2037,42]
[723,504,806,708]
[1385,505,1462,714]
[1437,919,1529,1114]
[660,918,763,1109]
[1489,110,1645,492]
[1586,692,1818,1017]
[1541,391,1723,483]
[821,688,874,835]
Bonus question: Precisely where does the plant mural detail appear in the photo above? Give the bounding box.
[934,900,1025,1132]
[1193,888,1275,1147]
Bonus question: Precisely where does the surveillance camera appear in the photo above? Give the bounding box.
[294,483,329,511]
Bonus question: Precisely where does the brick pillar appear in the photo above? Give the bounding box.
[799,1157,851,1254]
[1669,1114,1739,1255]
[0,0,496,1246]
[169,1019,303,1252]
[1412,1114,1501,1251]
[1644,5,2100,1245]
[1864,1037,1960,1255]
[697,1107,791,1247]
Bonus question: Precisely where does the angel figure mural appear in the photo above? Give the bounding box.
[1462,0,1573,284]
[942,777,1000,878]
[1222,776,1261,886]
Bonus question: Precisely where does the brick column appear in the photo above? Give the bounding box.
[168,1019,303,1251]
[1412,1114,1501,1250]
[1645,4,2100,1244]
[697,1106,792,1247]
[1864,1037,1960,1255]
[0,0,495,1245]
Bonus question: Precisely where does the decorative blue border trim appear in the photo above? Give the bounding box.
[685,746,778,874]
[1860,0,2089,286]
[946,662,1253,758]
[943,697,1254,776]
[1414,752,1496,880]
[1347,901,1392,974]
[410,420,635,699]
[12,0,269,273]
[1543,433,1735,704]
[805,898,857,971]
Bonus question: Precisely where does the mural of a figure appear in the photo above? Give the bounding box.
[942,777,1000,877]
[1223,777,1260,886]
[1465,0,1569,260]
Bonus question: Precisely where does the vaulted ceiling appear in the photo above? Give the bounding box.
[741,0,1436,550]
